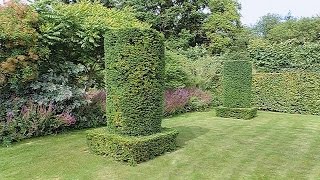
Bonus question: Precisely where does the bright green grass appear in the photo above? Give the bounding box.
[2,110,320,179]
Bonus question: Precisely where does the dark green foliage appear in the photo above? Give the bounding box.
[248,40,320,73]
[212,72,320,116]
[86,128,178,165]
[253,72,320,115]
[252,13,282,37]
[116,0,210,47]
[164,51,190,89]
[267,17,320,43]
[216,107,257,120]
[203,0,242,54]
[217,60,256,119]
[222,60,252,108]
[105,28,164,136]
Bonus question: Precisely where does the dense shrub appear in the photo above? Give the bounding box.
[86,127,178,165]
[33,1,149,89]
[76,88,212,118]
[0,2,145,145]
[164,51,190,89]
[0,96,106,146]
[0,2,42,84]
[73,91,106,129]
[185,55,222,91]
[222,60,253,108]
[164,47,223,91]
[164,88,212,116]
[253,72,320,115]
[105,28,165,136]
[1,103,65,145]
[248,39,320,73]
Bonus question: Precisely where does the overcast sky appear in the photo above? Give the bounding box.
[239,0,320,26]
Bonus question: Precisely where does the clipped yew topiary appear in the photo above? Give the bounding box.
[104,28,165,136]
[217,60,257,119]
[86,28,178,164]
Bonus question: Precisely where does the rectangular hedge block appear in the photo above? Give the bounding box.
[86,128,178,165]
[105,29,165,136]
[216,106,257,120]
[223,60,252,108]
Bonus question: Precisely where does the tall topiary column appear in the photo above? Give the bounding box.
[86,28,178,165]
[216,60,257,119]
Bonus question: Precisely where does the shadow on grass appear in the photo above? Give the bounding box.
[173,126,210,147]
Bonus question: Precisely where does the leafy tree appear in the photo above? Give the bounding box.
[1,1,148,115]
[252,13,282,37]
[34,0,148,89]
[115,0,210,47]
[0,2,43,87]
[268,17,320,43]
[203,0,242,54]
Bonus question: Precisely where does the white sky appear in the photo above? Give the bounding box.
[239,0,320,26]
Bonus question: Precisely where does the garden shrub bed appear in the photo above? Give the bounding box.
[86,128,178,165]
[216,106,258,120]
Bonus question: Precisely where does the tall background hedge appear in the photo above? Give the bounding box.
[213,72,320,116]
[253,72,320,115]
[222,60,252,108]
[105,28,165,136]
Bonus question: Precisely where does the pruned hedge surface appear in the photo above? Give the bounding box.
[212,72,320,116]
[222,61,253,108]
[253,72,320,115]
[105,28,165,136]
[86,128,178,165]
[216,107,258,120]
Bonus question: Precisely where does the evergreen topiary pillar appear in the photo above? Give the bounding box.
[216,60,257,119]
[86,28,178,164]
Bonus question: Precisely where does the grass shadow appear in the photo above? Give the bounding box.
[173,126,210,147]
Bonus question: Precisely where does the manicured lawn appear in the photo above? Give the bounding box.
[2,110,320,179]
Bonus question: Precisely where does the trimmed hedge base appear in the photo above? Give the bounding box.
[216,107,257,120]
[86,128,178,165]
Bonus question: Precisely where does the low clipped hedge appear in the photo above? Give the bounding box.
[86,128,178,165]
[222,60,252,108]
[105,28,165,136]
[253,72,320,115]
[216,107,258,120]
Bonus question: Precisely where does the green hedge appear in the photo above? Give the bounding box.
[105,28,165,136]
[86,128,178,165]
[248,39,320,73]
[222,61,253,108]
[212,72,320,116]
[253,72,320,115]
[216,107,258,120]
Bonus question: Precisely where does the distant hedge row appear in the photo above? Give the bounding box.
[213,72,320,115]
[253,72,320,115]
